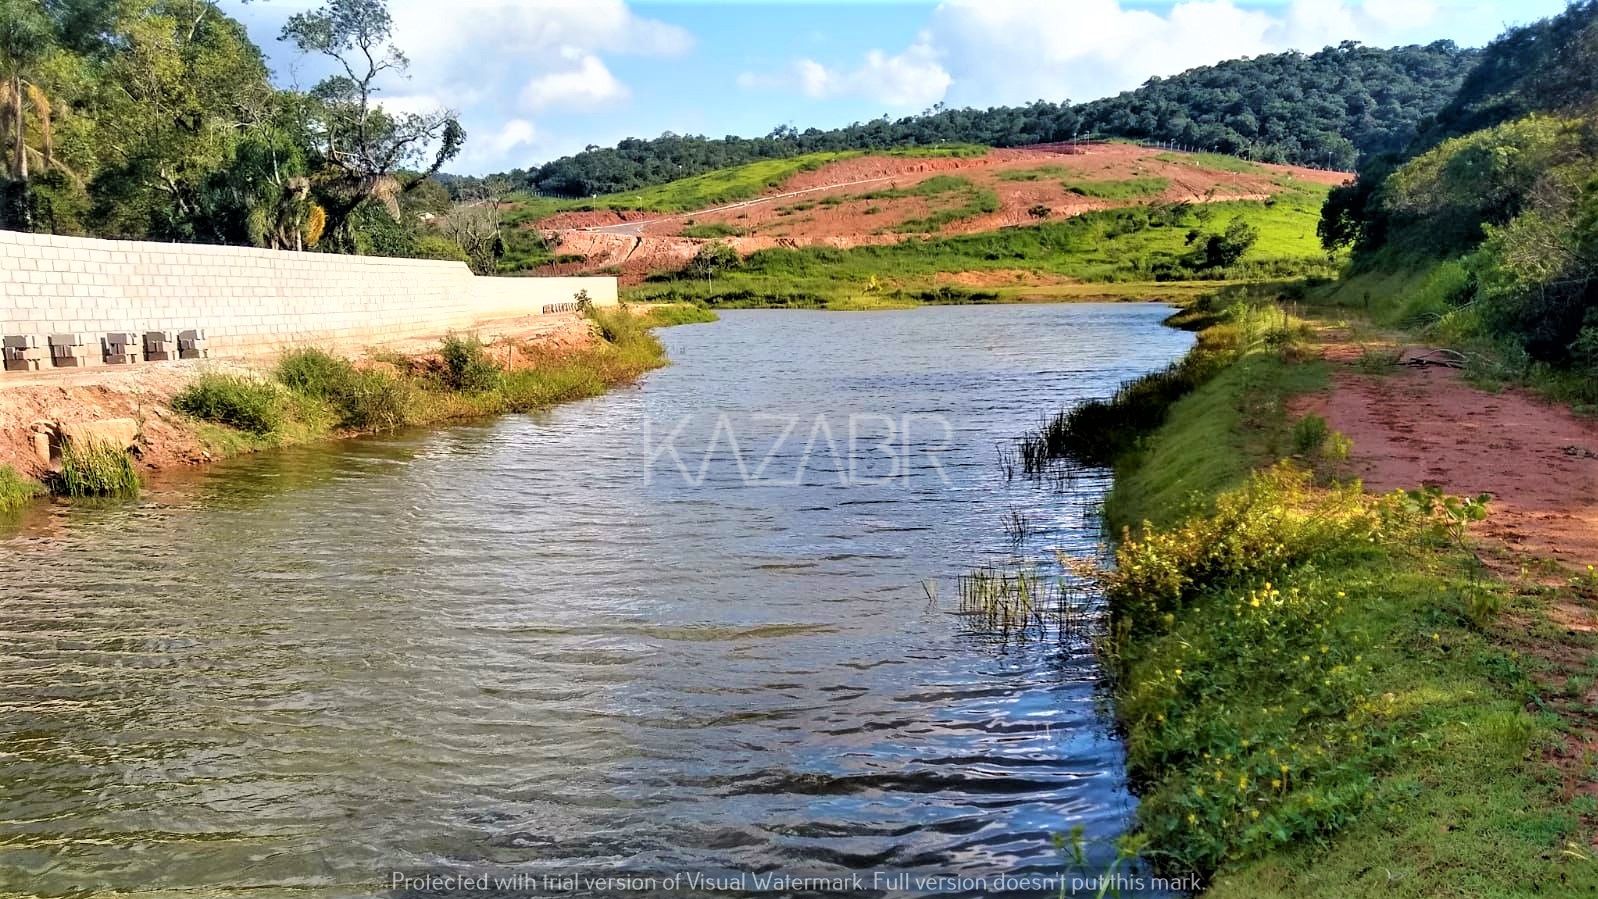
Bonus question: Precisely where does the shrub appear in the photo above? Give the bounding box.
[56,441,141,498]
[277,347,358,398]
[275,348,411,431]
[1102,464,1400,637]
[173,374,284,435]
[0,464,44,512]
[438,334,503,393]
[334,370,413,431]
[1290,413,1330,455]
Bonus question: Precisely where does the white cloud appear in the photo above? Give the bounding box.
[746,0,1466,111]
[744,36,951,109]
[239,0,690,172]
[521,52,629,111]
[486,118,538,155]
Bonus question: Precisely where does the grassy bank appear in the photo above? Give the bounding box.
[1,304,715,512]
[1076,291,1596,895]
[627,188,1336,309]
[181,305,709,459]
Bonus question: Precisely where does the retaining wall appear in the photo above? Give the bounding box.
[0,229,617,360]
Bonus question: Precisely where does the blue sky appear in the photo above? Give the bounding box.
[224,0,1571,175]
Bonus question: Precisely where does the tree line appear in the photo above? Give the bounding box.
[0,0,503,268]
[1319,1,1598,371]
[491,41,1478,200]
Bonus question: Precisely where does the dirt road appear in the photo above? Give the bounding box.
[1297,358,1598,575]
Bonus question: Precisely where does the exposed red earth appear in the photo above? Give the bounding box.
[1296,350,1598,592]
[530,144,1349,282]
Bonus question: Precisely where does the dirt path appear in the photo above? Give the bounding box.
[1298,361,1598,572]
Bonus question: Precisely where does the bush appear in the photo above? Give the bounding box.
[275,348,412,431]
[1102,464,1399,637]
[174,374,284,435]
[1290,413,1330,455]
[56,441,141,498]
[0,464,44,512]
[438,334,503,392]
[277,347,358,398]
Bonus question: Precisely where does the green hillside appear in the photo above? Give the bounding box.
[500,42,1473,199]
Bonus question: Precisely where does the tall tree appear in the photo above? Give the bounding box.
[280,0,463,246]
[0,0,57,227]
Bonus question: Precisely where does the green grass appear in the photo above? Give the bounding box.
[1063,176,1170,199]
[678,222,744,239]
[1091,288,1597,896]
[628,186,1336,308]
[173,374,285,436]
[185,308,676,460]
[55,441,141,498]
[1157,151,1267,174]
[997,165,1070,182]
[0,464,45,512]
[502,151,866,220]
[881,143,988,158]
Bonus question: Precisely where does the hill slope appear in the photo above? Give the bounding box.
[496,42,1472,200]
[514,143,1343,286]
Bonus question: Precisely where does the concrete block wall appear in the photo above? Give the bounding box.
[0,230,617,360]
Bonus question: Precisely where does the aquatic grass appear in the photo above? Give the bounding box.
[955,565,1093,643]
[0,464,45,512]
[634,303,718,328]
[173,373,285,435]
[55,441,141,498]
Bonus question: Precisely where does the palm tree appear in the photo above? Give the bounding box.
[0,0,55,226]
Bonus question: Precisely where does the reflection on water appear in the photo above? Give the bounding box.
[0,305,1193,897]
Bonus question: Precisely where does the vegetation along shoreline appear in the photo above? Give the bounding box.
[0,303,717,514]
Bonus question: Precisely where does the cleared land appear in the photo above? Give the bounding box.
[515,144,1348,282]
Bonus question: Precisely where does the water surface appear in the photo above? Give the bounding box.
[0,304,1192,897]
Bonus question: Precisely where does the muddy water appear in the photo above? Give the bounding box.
[0,305,1192,898]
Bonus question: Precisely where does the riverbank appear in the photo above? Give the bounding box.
[1071,285,1597,895]
[0,303,716,512]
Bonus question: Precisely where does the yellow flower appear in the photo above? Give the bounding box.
[1271,778,1282,789]
[1187,813,1198,825]
[1250,809,1261,819]
[1194,786,1206,798]
[1237,774,1249,792]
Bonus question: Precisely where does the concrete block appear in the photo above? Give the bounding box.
[178,328,208,359]
[143,330,176,361]
[49,333,88,366]
[101,332,141,364]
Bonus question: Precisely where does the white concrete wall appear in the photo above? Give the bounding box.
[0,230,617,359]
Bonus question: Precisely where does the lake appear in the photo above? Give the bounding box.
[0,304,1193,897]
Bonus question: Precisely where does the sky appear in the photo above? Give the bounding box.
[224,0,1574,175]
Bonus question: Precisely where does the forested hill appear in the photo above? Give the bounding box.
[510,41,1477,199]
[1316,1,1598,372]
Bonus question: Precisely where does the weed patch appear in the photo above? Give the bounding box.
[174,374,284,435]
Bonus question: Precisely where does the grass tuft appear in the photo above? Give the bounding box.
[173,374,284,435]
[56,441,140,498]
[0,464,45,512]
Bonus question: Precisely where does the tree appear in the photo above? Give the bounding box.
[684,241,740,283]
[280,0,464,246]
[0,0,57,227]
[436,183,506,275]
[1192,216,1259,269]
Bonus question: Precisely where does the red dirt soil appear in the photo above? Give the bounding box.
[1295,363,1598,576]
[534,144,1349,280]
